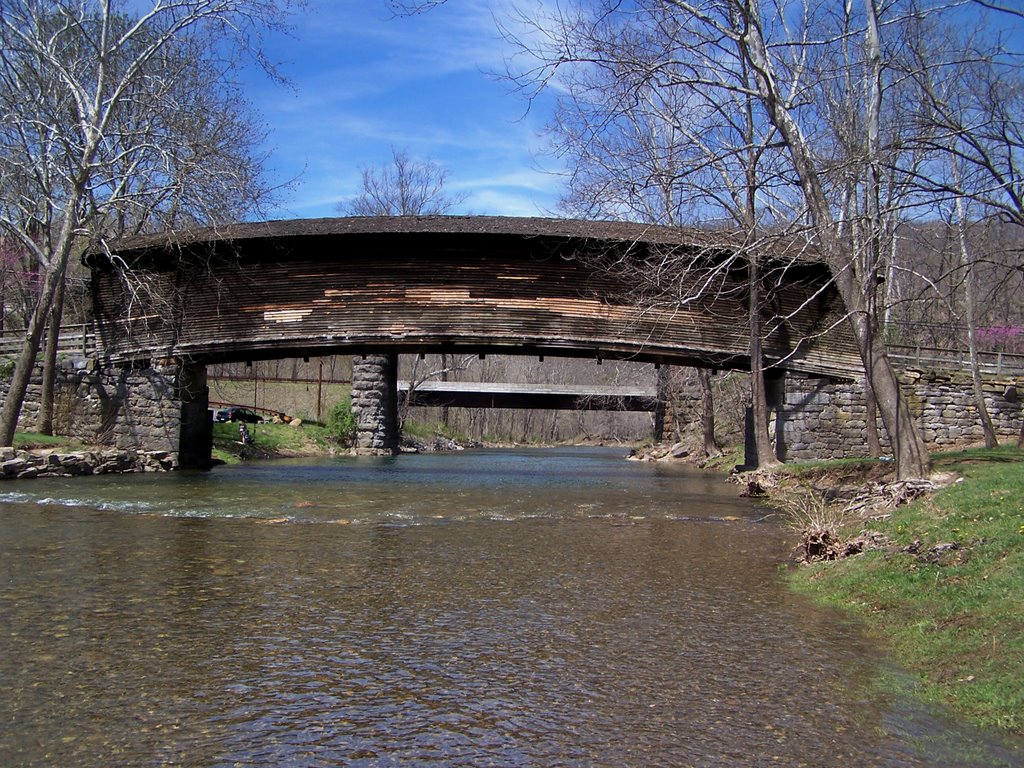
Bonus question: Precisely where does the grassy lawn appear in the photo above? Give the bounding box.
[212,420,334,463]
[788,444,1024,733]
[11,432,90,452]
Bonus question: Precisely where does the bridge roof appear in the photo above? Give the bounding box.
[88,215,817,267]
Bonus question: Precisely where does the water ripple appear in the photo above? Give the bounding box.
[1,450,1021,767]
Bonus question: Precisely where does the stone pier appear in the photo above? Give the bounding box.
[351,353,400,455]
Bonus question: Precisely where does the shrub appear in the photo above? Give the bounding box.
[326,397,357,445]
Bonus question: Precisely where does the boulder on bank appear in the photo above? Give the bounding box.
[399,434,480,453]
[0,448,176,480]
[628,440,697,462]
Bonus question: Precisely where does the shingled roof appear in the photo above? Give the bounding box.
[88,214,821,268]
[105,214,778,249]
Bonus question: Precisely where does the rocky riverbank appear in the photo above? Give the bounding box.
[626,441,696,462]
[0,447,176,479]
[399,434,483,453]
[628,438,953,563]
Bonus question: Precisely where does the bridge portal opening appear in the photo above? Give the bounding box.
[200,352,675,460]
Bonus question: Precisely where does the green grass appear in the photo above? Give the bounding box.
[402,419,475,444]
[700,443,744,471]
[789,444,1024,733]
[212,420,333,463]
[12,432,90,452]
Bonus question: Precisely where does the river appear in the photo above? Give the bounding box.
[1,447,1021,767]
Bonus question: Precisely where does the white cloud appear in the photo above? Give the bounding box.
[247,0,570,221]
[452,167,563,194]
[464,188,557,217]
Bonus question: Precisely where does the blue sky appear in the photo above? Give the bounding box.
[243,0,565,221]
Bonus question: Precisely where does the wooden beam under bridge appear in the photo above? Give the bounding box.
[399,381,659,412]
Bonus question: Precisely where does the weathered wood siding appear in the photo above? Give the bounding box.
[88,217,860,377]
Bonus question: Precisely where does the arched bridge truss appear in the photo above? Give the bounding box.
[88,216,858,376]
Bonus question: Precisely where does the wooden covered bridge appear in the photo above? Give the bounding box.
[86,216,859,464]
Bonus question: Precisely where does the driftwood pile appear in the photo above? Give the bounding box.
[794,478,941,563]
[840,478,937,517]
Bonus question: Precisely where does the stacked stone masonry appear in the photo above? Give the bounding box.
[1,447,176,480]
[778,375,1023,462]
[0,360,181,466]
[350,354,399,455]
[4,357,1021,469]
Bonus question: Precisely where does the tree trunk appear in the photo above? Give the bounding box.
[697,367,720,456]
[1,298,52,445]
[953,183,998,448]
[864,374,882,456]
[38,275,67,436]
[0,210,80,446]
[965,258,998,448]
[440,353,450,428]
[654,365,673,442]
[738,3,930,479]
[849,308,929,478]
[749,254,780,467]
[861,275,883,459]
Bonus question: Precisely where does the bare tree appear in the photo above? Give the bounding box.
[341,147,467,216]
[386,0,446,13]
[0,0,290,445]
[903,10,1024,447]
[399,353,477,428]
[514,1,797,464]
[697,0,932,479]
[905,11,1023,222]
[970,0,1024,22]
[695,367,722,455]
[398,0,1021,464]
[505,0,971,478]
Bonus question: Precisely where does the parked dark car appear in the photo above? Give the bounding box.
[215,407,263,423]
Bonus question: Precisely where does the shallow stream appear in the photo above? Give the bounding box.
[1,448,1020,766]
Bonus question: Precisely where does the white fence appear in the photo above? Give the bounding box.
[0,324,97,359]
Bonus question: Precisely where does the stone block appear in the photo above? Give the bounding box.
[2,458,29,476]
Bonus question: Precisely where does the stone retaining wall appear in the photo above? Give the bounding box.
[0,360,182,464]
[778,375,1023,461]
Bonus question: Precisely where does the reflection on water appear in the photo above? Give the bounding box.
[1,448,1020,767]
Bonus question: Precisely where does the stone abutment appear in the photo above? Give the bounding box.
[774,374,1023,461]
[0,359,219,470]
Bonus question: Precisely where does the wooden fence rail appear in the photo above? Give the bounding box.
[0,324,97,359]
[887,345,1024,377]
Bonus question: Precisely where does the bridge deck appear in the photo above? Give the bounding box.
[6,325,1023,379]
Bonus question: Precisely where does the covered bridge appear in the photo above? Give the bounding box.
[85,216,860,462]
